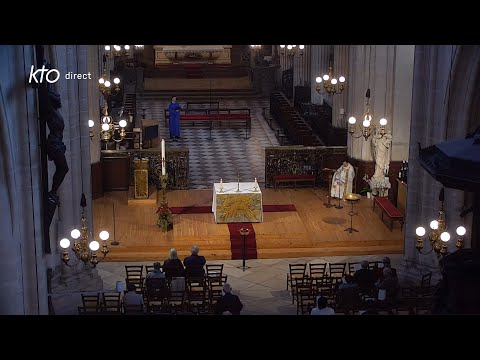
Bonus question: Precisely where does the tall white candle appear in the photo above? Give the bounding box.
[161,139,166,175]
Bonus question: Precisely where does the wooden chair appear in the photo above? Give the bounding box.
[206,264,224,284]
[348,262,362,276]
[123,303,144,315]
[125,265,145,294]
[81,293,100,313]
[287,263,308,303]
[101,292,122,314]
[145,265,155,276]
[328,263,347,283]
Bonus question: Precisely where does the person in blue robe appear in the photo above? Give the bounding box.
[168,96,182,141]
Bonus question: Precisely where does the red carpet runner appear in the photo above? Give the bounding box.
[168,204,297,260]
[170,204,296,214]
[227,223,257,260]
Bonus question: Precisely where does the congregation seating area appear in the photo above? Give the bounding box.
[287,261,434,315]
[270,92,324,146]
[78,263,228,315]
[164,107,252,139]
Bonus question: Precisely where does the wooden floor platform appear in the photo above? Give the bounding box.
[93,188,404,262]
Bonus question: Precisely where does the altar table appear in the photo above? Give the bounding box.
[212,182,263,223]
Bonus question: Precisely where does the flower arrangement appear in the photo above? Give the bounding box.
[156,204,172,232]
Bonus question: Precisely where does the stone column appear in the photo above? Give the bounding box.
[331,45,350,128]
[346,45,414,162]
[0,45,49,314]
[88,45,101,165]
[310,45,331,105]
[293,45,310,87]
[401,45,480,284]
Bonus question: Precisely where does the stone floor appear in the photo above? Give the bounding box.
[137,97,278,189]
[50,253,409,315]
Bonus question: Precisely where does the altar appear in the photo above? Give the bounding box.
[212,182,263,223]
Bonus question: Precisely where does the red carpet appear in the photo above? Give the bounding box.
[170,204,296,214]
[227,223,257,260]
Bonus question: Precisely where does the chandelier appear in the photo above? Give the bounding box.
[59,193,110,267]
[415,188,466,257]
[99,104,127,144]
[348,88,388,141]
[315,54,345,96]
[279,45,304,57]
[98,72,120,98]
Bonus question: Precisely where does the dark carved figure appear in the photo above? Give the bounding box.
[39,82,69,206]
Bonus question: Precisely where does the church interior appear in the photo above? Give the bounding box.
[1,44,479,315]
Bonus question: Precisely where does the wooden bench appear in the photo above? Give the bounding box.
[164,108,251,139]
[373,196,404,232]
[273,174,316,189]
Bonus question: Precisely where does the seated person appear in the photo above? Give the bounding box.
[354,260,377,295]
[183,245,206,278]
[375,267,399,300]
[375,256,398,282]
[214,283,244,315]
[163,248,185,281]
[310,296,335,315]
[336,275,362,312]
[122,283,144,312]
[145,262,167,292]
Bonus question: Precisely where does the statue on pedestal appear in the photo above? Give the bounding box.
[370,129,393,196]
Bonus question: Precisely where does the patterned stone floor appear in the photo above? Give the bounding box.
[137,97,279,189]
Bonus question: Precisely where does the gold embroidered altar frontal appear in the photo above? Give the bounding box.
[212,182,263,223]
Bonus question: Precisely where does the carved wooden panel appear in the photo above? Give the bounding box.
[101,148,189,190]
[264,146,347,188]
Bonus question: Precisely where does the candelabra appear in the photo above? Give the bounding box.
[88,119,95,140]
[415,188,466,257]
[315,53,345,96]
[348,89,388,141]
[59,193,109,268]
[279,45,304,56]
[100,104,127,147]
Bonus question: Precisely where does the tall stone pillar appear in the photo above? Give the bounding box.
[401,45,480,284]
[0,45,46,314]
[346,45,414,162]
[310,45,331,105]
[293,45,311,87]
[331,45,350,128]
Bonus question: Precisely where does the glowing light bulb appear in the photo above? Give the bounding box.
[104,80,111,88]
[348,117,356,124]
[456,226,466,236]
[416,227,426,237]
[339,76,345,83]
[113,77,120,84]
[119,119,127,128]
[280,45,285,48]
[88,120,94,128]
[315,77,322,83]
[299,45,305,49]
[89,241,100,251]
[98,78,105,84]
[101,123,109,131]
[430,220,439,230]
[362,120,371,127]
[59,238,70,249]
[440,232,450,242]
[99,230,110,241]
[323,74,329,81]
[71,229,80,239]
[104,45,110,51]
[380,118,387,126]
[331,78,338,85]
[124,45,130,50]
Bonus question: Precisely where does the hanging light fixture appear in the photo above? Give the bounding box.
[279,45,304,57]
[59,195,110,268]
[348,88,388,141]
[99,104,127,146]
[415,188,466,257]
[315,52,345,96]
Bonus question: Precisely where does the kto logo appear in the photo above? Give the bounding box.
[28,65,60,84]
